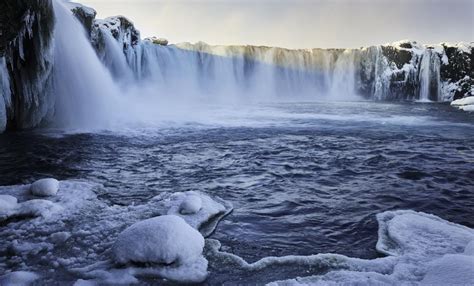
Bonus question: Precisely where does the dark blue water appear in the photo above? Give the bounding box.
[0,101,473,284]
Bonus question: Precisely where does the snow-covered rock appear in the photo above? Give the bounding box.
[420,254,474,285]
[30,178,59,197]
[0,195,18,213]
[113,215,205,265]
[252,210,474,285]
[464,240,474,256]
[145,37,168,46]
[179,193,202,214]
[0,180,231,284]
[451,96,474,112]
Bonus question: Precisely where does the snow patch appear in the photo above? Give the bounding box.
[113,215,205,265]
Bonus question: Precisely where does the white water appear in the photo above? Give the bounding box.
[52,0,125,130]
[0,57,11,132]
[418,49,441,102]
[44,1,451,131]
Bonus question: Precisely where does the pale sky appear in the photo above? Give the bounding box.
[76,0,474,49]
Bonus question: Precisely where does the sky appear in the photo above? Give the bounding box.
[77,0,474,49]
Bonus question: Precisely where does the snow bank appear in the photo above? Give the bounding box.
[114,215,205,265]
[451,96,474,112]
[30,178,59,196]
[243,210,474,285]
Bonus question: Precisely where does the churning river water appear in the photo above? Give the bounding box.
[0,101,473,284]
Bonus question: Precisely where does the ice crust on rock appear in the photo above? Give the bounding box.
[0,181,232,284]
[0,271,40,286]
[0,195,18,212]
[264,210,474,285]
[113,215,205,265]
[451,96,474,112]
[30,178,59,197]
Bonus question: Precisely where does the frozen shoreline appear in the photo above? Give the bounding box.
[1,180,473,285]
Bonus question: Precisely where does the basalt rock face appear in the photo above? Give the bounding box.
[0,0,55,132]
[67,2,97,37]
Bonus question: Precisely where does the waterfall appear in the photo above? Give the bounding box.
[418,49,441,102]
[3,1,467,133]
[52,0,124,129]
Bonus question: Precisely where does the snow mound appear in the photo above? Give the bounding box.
[30,178,59,197]
[113,215,205,265]
[162,191,232,235]
[0,271,39,286]
[0,195,18,212]
[451,96,474,112]
[179,193,202,214]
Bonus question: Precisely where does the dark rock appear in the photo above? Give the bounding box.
[0,0,55,130]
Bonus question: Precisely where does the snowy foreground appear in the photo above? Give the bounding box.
[0,180,473,285]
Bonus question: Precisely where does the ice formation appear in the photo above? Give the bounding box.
[179,193,203,214]
[451,95,474,112]
[261,210,474,285]
[113,215,205,265]
[0,181,232,284]
[30,178,60,197]
[0,271,40,285]
[0,1,472,133]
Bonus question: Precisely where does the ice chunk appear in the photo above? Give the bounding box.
[113,215,205,265]
[0,195,18,213]
[179,193,202,215]
[420,254,474,285]
[0,271,39,285]
[376,210,474,258]
[50,231,72,244]
[30,178,59,197]
[451,96,474,112]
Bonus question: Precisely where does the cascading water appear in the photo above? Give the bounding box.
[52,0,124,129]
[0,57,11,131]
[418,49,441,102]
[2,1,462,132]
